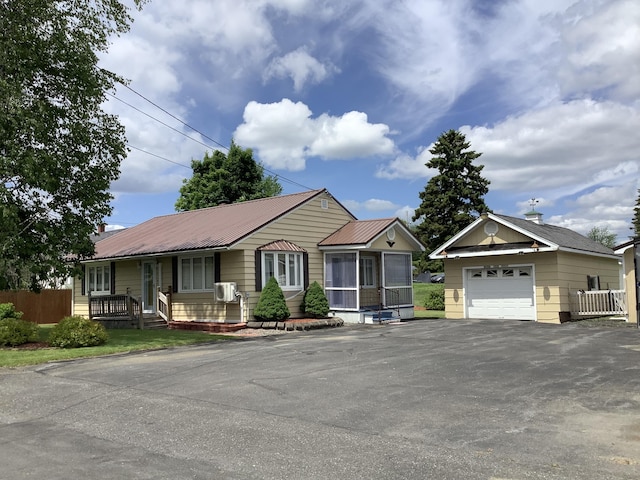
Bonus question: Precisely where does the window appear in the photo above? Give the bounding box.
[325,252,358,309]
[179,255,215,292]
[87,264,111,295]
[486,269,498,278]
[360,256,376,288]
[262,252,303,290]
[502,269,514,277]
[587,275,600,291]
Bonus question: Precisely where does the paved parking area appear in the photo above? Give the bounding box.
[2,319,640,479]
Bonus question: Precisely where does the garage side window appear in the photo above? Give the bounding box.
[587,275,600,291]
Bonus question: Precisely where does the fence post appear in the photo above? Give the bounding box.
[88,290,93,320]
[138,296,144,330]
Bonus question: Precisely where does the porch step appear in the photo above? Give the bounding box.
[363,310,400,324]
[143,317,168,329]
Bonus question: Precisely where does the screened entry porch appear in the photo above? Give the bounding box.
[323,251,415,324]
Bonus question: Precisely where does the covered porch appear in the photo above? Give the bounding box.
[323,251,415,324]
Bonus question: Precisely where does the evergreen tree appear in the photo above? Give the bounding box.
[1,0,145,291]
[413,130,491,256]
[175,141,282,211]
[301,281,330,318]
[253,277,290,321]
[632,189,640,237]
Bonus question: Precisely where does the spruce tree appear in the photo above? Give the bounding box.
[302,281,330,318]
[632,189,640,237]
[253,277,290,321]
[413,130,491,255]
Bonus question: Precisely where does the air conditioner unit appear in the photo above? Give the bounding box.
[215,282,237,302]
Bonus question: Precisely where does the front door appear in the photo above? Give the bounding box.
[142,261,157,313]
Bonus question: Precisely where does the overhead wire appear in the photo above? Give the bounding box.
[111,82,313,191]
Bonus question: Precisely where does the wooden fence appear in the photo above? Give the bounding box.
[0,289,72,324]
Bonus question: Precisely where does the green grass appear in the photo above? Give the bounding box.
[0,325,235,368]
[413,282,445,318]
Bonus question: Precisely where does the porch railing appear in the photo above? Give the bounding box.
[570,290,627,317]
[157,287,172,322]
[88,292,140,322]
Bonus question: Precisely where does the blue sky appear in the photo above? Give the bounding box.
[100,0,640,245]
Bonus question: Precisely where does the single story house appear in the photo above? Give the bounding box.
[72,189,424,325]
[429,210,620,323]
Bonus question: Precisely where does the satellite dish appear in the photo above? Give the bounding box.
[484,221,499,236]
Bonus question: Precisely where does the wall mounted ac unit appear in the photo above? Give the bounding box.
[215,282,237,302]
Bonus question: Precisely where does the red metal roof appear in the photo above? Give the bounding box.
[258,240,307,252]
[319,218,397,246]
[91,189,326,260]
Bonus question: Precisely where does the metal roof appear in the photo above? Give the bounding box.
[319,218,397,246]
[90,189,326,260]
[258,240,307,252]
[494,214,616,256]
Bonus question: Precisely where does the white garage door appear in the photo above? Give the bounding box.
[465,266,535,320]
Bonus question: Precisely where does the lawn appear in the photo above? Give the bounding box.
[0,325,235,368]
[413,282,445,319]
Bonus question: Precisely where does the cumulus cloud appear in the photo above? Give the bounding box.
[234,99,395,170]
[264,47,339,92]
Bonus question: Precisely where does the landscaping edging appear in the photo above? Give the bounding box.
[247,318,344,331]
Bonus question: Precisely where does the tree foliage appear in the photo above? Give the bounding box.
[301,281,330,318]
[587,226,617,249]
[253,277,290,322]
[0,0,145,290]
[632,189,640,237]
[413,130,491,256]
[175,141,283,211]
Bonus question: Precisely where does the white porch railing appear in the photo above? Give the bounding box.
[570,290,627,317]
[157,287,172,322]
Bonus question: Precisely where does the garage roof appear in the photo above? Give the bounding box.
[430,213,618,259]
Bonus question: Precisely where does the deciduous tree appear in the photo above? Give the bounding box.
[632,189,640,237]
[175,141,282,211]
[413,130,491,259]
[587,225,616,249]
[0,0,145,290]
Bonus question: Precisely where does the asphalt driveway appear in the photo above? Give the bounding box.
[2,319,640,479]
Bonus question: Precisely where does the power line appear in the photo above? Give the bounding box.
[107,92,213,151]
[127,145,191,169]
[119,82,229,151]
[112,82,313,190]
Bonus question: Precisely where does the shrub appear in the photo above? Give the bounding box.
[48,316,108,348]
[254,277,290,321]
[301,281,329,318]
[0,317,39,347]
[423,285,445,310]
[0,302,22,320]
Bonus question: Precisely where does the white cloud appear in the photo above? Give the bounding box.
[264,47,339,92]
[556,0,640,102]
[463,99,640,195]
[234,99,395,170]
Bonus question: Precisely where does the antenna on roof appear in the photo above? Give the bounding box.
[529,198,539,212]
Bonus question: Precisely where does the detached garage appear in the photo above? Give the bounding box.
[429,210,620,323]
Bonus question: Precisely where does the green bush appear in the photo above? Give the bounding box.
[48,316,108,348]
[301,281,329,318]
[0,317,39,347]
[254,277,290,321]
[0,302,22,320]
[423,285,445,310]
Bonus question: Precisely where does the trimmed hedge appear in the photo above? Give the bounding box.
[48,316,108,348]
